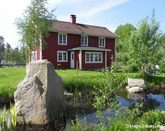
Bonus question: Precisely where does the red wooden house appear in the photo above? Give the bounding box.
[32,15,116,70]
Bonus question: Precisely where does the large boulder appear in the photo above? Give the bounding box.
[14,60,64,125]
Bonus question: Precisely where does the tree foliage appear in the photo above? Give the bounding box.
[115,11,164,72]
[115,23,136,65]
[0,36,5,63]
[160,34,165,58]
[129,11,163,72]
[3,43,28,64]
[0,36,27,64]
[16,0,54,51]
[115,23,136,52]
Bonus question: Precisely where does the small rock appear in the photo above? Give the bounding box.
[128,78,146,88]
[125,86,130,90]
[64,92,73,99]
[127,86,144,93]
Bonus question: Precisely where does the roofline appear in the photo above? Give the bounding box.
[51,20,117,38]
[68,47,111,51]
[105,27,117,37]
[49,31,116,38]
[54,20,108,29]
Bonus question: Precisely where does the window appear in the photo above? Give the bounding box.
[58,33,67,45]
[81,35,88,46]
[57,51,68,62]
[31,50,37,61]
[85,52,103,63]
[99,37,105,47]
[86,53,89,62]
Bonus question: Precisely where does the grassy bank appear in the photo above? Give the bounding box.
[56,69,103,91]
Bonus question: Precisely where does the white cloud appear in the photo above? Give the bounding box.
[50,0,130,25]
[79,0,130,19]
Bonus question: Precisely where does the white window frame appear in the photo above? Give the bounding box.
[85,52,103,63]
[58,33,67,45]
[57,51,68,62]
[99,37,106,48]
[81,35,88,46]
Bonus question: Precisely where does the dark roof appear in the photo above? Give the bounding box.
[50,20,116,38]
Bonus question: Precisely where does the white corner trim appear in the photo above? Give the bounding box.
[105,51,107,68]
[79,50,82,69]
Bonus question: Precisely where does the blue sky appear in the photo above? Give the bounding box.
[0,0,164,48]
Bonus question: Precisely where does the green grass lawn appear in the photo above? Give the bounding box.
[0,67,25,97]
[0,67,103,97]
[56,69,102,81]
[0,66,164,98]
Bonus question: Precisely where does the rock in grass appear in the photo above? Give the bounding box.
[14,60,64,125]
[126,78,147,93]
[127,86,144,93]
[128,78,146,88]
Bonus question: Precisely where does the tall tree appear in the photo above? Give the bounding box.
[160,34,165,59]
[3,43,12,63]
[12,47,20,63]
[16,0,54,61]
[129,11,163,71]
[115,23,136,64]
[19,43,28,63]
[0,36,5,63]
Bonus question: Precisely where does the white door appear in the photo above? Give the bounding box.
[70,52,75,68]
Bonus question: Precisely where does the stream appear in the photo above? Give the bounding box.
[65,91,165,127]
[0,90,165,130]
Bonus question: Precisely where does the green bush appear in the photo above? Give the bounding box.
[93,70,126,111]
[139,110,165,126]
[144,73,165,87]
[110,62,129,73]
[63,79,98,91]
[69,118,95,131]
[160,62,165,73]
[69,108,165,131]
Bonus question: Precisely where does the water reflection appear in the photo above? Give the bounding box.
[75,92,165,126]
[127,92,146,100]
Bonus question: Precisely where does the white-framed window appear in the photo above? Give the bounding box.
[31,50,37,61]
[99,37,105,47]
[57,51,68,62]
[85,52,103,63]
[81,35,88,46]
[58,33,67,45]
